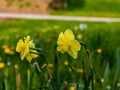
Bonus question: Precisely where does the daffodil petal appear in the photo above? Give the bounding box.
[68,40,81,59]
[70,40,81,51]
[57,46,67,53]
[57,32,64,45]
[26,53,38,62]
[64,29,74,40]
[16,39,25,52]
[25,36,30,43]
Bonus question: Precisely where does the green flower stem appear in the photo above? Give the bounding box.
[54,52,61,90]
[27,69,30,90]
[80,42,93,69]
[82,60,89,90]
[33,61,41,73]
[80,41,94,90]
[15,65,19,90]
[4,78,8,90]
[76,84,79,90]
[5,68,8,90]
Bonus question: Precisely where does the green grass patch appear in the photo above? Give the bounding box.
[51,0,120,17]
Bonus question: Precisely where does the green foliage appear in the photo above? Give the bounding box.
[103,63,109,90]
[67,0,86,9]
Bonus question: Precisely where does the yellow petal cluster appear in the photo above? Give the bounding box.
[0,62,5,68]
[69,86,76,90]
[16,36,38,62]
[57,29,81,59]
[101,78,104,83]
[97,48,102,54]
[2,45,15,55]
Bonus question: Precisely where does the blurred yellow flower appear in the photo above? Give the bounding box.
[2,45,15,55]
[64,61,68,65]
[76,68,83,73]
[69,86,76,90]
[97,48,102,54]
[57,29,81,59]
[48,63,53,68]
[2,45,8,49]
[64,81,68,84]
[101,78,104,83]
[77,34,83,40]
[4,48,15,55]
[94,80,96,84]
[0,62,5,68]
[14,64,18,69]
[16,36,38,62]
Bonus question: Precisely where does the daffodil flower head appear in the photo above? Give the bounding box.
[16,36,38,62]
[57,29,81,59]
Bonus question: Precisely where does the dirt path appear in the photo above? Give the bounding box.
[0,0,51,14]
[0,13,120,22]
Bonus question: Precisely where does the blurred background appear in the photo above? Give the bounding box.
[0,0,120,17]
[0,0,120,90]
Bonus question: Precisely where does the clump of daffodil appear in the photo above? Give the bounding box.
[16,36,38,62]
[57,29,81,59]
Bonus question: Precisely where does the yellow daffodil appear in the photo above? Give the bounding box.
[4,48,15,55]
[97,48,102,54]
[76,68,83,73]
[0,62,5,68]
[57,29,81,59]
[48,63,53,68]
[2,45,15,55]
[16,36,38,62]
[2,45,8,49]
[64,61,68,65]
[69,86,76,90]
[101,78,104,83]
[77,34,83,40]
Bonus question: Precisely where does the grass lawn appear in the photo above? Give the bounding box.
[0,19,120,89]
[51,0,120,17]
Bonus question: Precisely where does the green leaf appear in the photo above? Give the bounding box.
[104,63,109,90]
[116,48,120,78]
